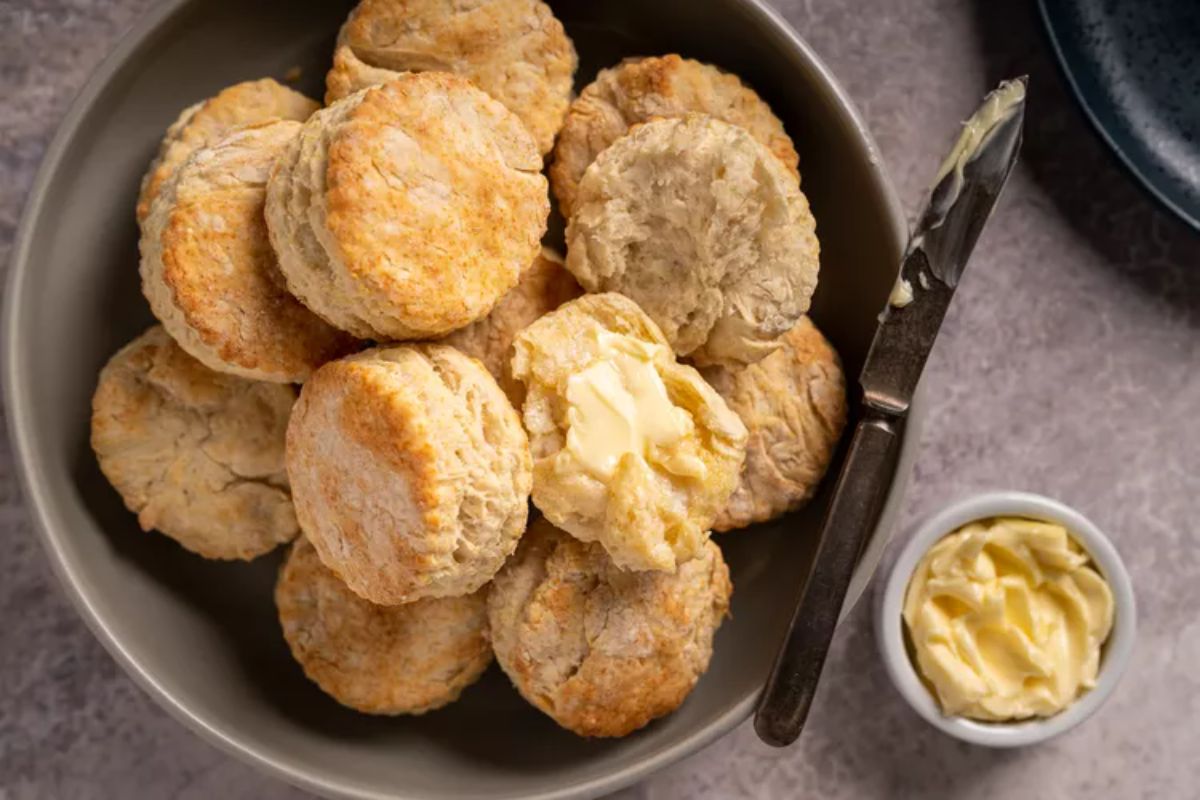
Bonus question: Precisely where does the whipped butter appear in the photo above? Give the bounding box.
[564,330,706,481]
[903,517,1114,721]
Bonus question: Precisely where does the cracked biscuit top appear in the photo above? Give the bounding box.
[265,73,549,341]
[276,536,492,715]
[488,518,732,737]
[90,326,298,560]
[328,0,577,154]
[285,344,532,605]
[702,316,847,531]
[511,293,747,572]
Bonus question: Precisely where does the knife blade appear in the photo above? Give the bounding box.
[753,77,1027,748]
[865,77,1027,416]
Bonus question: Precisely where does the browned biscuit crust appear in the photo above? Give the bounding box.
[488,519,732,737]
[702,317,848,531]
[285,344,532,604]
[90,326,298,560]
[266,74,549,340]
[140,120,357,382]
[276,536,492,715]
[551,54,799,217]
[136,78,317,224]
[330,0,576,154]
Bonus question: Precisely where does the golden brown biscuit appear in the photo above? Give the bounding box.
[702,317,848,531]
[90,326,297,560]
[566,114,820,367]
[266,74,549,341]
[329,0,577,154]
[511,293,747,572]
[488,519,731,737]
[323,45,406,106]
[286,344,532,605]
[276,536,492,715]
[140,121,357,383]
[136,78,318,225]
[439,247,580,407]
[551,54,800,217]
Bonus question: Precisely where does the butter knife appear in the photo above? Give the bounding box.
[753,77,1028,747]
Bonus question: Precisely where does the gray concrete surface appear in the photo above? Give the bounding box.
[2,0,1198,797]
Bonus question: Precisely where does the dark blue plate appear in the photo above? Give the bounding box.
[1039,0,1200,231]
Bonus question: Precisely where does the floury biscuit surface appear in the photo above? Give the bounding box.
[566,114,820,367]
[511,293,747,572]
[551,54,800,217]
[276,536,492,715]
[136,78,318,225]
[266,74,549,341]
[285,344,532,605]
[90,326,298,560]
[140,121,356,383]
[702,317,847,531]
[488,519,731,737]
[328,0,576,154]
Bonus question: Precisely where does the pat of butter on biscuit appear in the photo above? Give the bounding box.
[565,330,706,481]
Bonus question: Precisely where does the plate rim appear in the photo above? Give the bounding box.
[2,0,917,797]
[1037,0,1200,232]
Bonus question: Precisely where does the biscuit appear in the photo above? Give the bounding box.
[551,54,800,218]
[566,114,820,367]
[136,78,318,225]
[140,121,357,383]
[286,344,532,604]
[702,317,848,531]
[90,326,297,560]
[439,247,580,407]
[511,293,747,572]
[323,45,406,106]
[266,74,549,341]
[329,0,576,154]
[488,519,731,737]
[276,536,491,715]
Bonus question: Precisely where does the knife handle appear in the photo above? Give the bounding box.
[753,414,900,747]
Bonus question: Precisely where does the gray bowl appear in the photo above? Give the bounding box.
[4,1,919,798]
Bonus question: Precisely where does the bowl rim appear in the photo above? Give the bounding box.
[3,0,914,797]
[874,490,1138,748]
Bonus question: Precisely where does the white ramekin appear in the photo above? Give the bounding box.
[874,490,1137,747]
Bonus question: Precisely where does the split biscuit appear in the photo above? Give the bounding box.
[551,54,800,217]
[328,0,576,154]
[511,293,747,572]
[90,326,297,560]
[140,120,357,383]
[285,344,532,605]
[266,73,549,341]
[276,536,491,715]
[566,114,820,367]
[488,519,732,737]
[702,317,848,531]
[440,247,580,408]
[136,78,318,224]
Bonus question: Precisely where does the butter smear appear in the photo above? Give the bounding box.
[565,330,707,481]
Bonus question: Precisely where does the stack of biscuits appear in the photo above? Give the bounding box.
[90,0,848,739]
